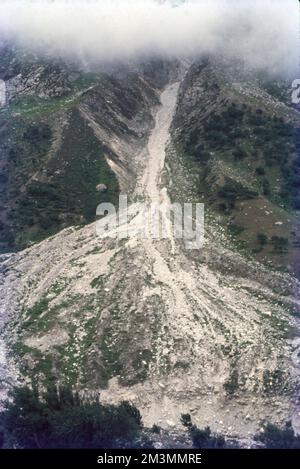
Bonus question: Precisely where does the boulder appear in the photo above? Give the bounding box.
[96,183,107,193]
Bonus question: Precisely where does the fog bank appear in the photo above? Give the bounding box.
[0,0,298,76]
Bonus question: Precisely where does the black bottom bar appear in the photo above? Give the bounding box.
[0,448,300,467]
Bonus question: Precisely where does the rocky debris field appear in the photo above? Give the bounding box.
[1,66,300,439]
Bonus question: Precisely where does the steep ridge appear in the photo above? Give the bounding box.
[0,47,169,251]
[1,67,300,439]
[171,59,300,276]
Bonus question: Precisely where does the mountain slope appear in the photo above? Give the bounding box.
[1,63,300,439]
[170,58,300,276]
[0,48,171,251]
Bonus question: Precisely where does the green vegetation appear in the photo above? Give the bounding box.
[151,424,161,434]
[228,223,245,237]
[218,180,258,209]
[271,236,289,254]
[262,369,286,395]
[1,387,298,449]
[255,166,265,176]
[257,232,268,247]
[224,368,239,395]
[254,421,300,449]
[99,325,123,382]
[26,297,49,320]
[181,414,226,448]
[1,385,143,448]
[4,93,83,120]
[180,414,300,449]
[254,232,269,253]
[175,77,298,267]
[7,108,119,249]
[183,93,297,209]
[260,80,290,104]
[90,275,104,289]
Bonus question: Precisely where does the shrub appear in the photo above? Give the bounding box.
[224,369,239,395]
[228,224,245,236]
[257,233,268,246]
[181,414,226,449]
[262,178,270,196]
[218,202,228,213]
[271,236,288,253]
[23,124,52,145]
[254,422,300,449]
[233,148,247,161]
[255,166,265,176]
[151,424,161,434]
[218,181,258,204]
[2,385,143,449]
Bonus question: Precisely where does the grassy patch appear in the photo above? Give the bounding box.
[90,276,104,289]
[7,108,119,249]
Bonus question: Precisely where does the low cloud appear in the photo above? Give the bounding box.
[0,0,298,76]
